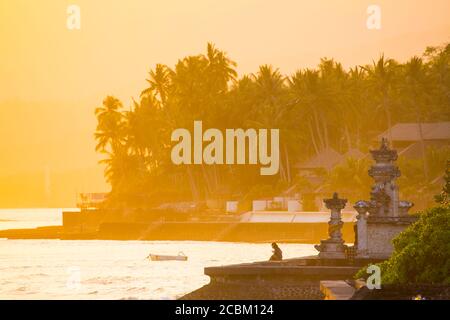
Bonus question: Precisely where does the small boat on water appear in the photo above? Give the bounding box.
[148,251,188,261]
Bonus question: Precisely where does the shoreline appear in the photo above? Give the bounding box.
[0,221,355,243]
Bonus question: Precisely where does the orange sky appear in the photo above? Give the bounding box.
[0,0,449,207]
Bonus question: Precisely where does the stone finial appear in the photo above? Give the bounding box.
[398,201,414,217]
[354,200,369,216]
[370,138,398,163]
[324,192,347,210]
[380,137,389,150]
[315,193,347,259]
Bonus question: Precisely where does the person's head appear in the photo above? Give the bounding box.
[271,242,278,249]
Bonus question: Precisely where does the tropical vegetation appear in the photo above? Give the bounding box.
[94,43,450,208]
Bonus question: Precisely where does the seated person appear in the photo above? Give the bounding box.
[269,242,282,261]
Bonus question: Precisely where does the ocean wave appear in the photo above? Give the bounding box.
[83,276,137,285]
[126,287,147,293]
[14,286,27,292]
[1,239,316,299]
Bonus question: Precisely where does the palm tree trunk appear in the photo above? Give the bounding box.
[186,166,199,202]
[283,144,291,185]
[383,94,393,142]
[345,125,352,151]
[201,165,213,197]
[308,121,320,155]
[415,103,429,181]
[312,107,325,151]
[320,112,330,149]
[279,155,287,182]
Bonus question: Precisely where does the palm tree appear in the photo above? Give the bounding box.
[318,58,350,151]
[289,69,331,154]
[347,66,369,149]
[126,96,166,172]
[362,55,398,140]
[93,41,450,208]
[100,146,147,193]
[325,157,371,203]
[402,56,430,180]
[250,65,293,182]
[425,44,450,118]
[141,64,173,106]
[205,42,237,93]
[252,65,285,105]
[226,75,256,128]
[94,96,125,153]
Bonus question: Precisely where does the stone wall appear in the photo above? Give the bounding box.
[366,223,404,259]
[366,218,416,259]
[180,257,371,300]
[180,281,324,300]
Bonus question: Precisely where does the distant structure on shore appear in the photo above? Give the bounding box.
[76,193,107,209]
[292,122,450,211]
[376,122,450,159]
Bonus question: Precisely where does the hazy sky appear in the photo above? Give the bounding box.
[1,0,449,102]
[0,0,449,206]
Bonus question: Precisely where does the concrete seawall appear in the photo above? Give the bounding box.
[0,226,63,239]
[96,221,355,243]
[0,221,354,242]
[2,208,356,242]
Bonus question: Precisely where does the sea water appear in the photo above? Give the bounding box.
[0,209,316,299]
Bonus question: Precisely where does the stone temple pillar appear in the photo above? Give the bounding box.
[363,138,416,259]
[354,201,369,258]
[315,193,347,259]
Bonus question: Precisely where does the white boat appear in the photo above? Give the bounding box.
[148,251,188,261]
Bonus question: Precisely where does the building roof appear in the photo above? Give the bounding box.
[343,148,367,160]
[377,122,450,142]
[295,147,343,171]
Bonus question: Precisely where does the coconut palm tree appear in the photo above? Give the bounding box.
[324,157,372,203]
[126,95,167,172]
[425,44,450,118]
[249,65,296,183]
[141,64,173,106]
[205,42,237,93]
[289,69,331,154]
[93,42,450,208]
[347,66,369,149]
[402,56,431,180]
[362,55,398,140]
[94,96,125,154]
[100,146,147,193]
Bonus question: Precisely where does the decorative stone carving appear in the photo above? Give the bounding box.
[354,139,416,259]
[315,193,348,259]
[367,138,401,217]
[315,139,417,261]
